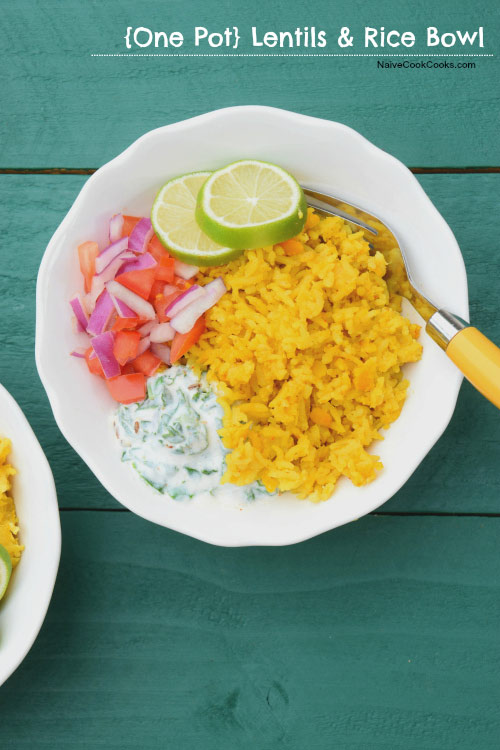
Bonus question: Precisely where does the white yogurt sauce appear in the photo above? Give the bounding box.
[114,365,271,503]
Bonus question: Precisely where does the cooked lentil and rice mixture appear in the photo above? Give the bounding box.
[188,209,422,501]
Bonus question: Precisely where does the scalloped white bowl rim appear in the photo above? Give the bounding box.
[36,106,468,546]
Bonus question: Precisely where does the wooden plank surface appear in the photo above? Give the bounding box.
[2,0,500,744]
[1,0,499,168]
[0,173,498,512]
[1,512,500,749]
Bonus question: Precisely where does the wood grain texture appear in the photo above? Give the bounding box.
[1,0,499,168]
[1,512,500,748]
[0,173,499,512]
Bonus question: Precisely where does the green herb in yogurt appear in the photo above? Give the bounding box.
[114,365,270,502]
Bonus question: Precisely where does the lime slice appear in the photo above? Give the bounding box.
[151,172,244,266]
[0,544,12,601]
[195,160,307,250]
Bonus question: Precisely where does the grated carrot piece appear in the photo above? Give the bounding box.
[281,239,304,256]
[305,209,320,230]
[310,407,333,428]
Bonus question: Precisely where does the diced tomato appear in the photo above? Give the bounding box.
[131,350,162,377]
[148,280,166,301]
[84,346,105,378]
[155,255,175,283]
[121,215,141,237]
[153,294,168,322]
[115,267,156,300]
[147,233,169,262]
[112,316,149,332]
[170,316,206,364]
[106,373,146,404]
[113,330,141,366]
[121,362,136,375]
[153,291,182,322]
[78,241,99,293]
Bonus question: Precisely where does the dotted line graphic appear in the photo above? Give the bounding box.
[90,53,494,58]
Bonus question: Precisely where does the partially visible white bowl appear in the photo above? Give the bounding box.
[0,384,60,686]
[36,106,468,546]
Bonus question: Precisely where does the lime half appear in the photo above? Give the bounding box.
[195,160,307,250]
[0,544,12,601]
[151,172,243,266]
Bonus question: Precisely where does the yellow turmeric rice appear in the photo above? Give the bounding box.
[0,437,23,566]
[188,209,422,501]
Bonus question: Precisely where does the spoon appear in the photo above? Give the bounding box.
[303,186,500,410]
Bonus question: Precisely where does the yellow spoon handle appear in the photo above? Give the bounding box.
[427,310,500,410]
[446,327,500,409]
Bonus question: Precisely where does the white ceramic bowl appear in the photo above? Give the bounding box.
[36,106,468,546]
[0,384,60,686]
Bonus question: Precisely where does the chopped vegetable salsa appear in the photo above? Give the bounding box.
[70,212,227,403]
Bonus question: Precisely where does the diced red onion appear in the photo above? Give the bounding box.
[203,277,227,299]
[106,280,156,319]
[136,336,150,356]
[96,252,134,278]
[69,295,89,332]
[150,322,175,343]
[165,284,204,317]
[91,331,120,379]
[87,277,105,312]
[129,218,153,254]
[138,320,156,337]
[173,259,199,280]
[169,298,208,335]
[170,277,226,335]
[118,252,157,276]
[87,252,132,312]
[109,213,124,243]
[95,237,129,274]
[111,295,136,318]
[86,290,116,336]
[150,343,171,365]
[70,348,87,358]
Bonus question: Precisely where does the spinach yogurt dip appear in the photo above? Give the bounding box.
[114,365,270,502]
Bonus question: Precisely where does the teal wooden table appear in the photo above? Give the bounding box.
[1,0,500,747]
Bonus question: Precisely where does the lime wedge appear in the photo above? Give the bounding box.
[195,160,307,250]
[0,544,12,601]
[151,172,244,266]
